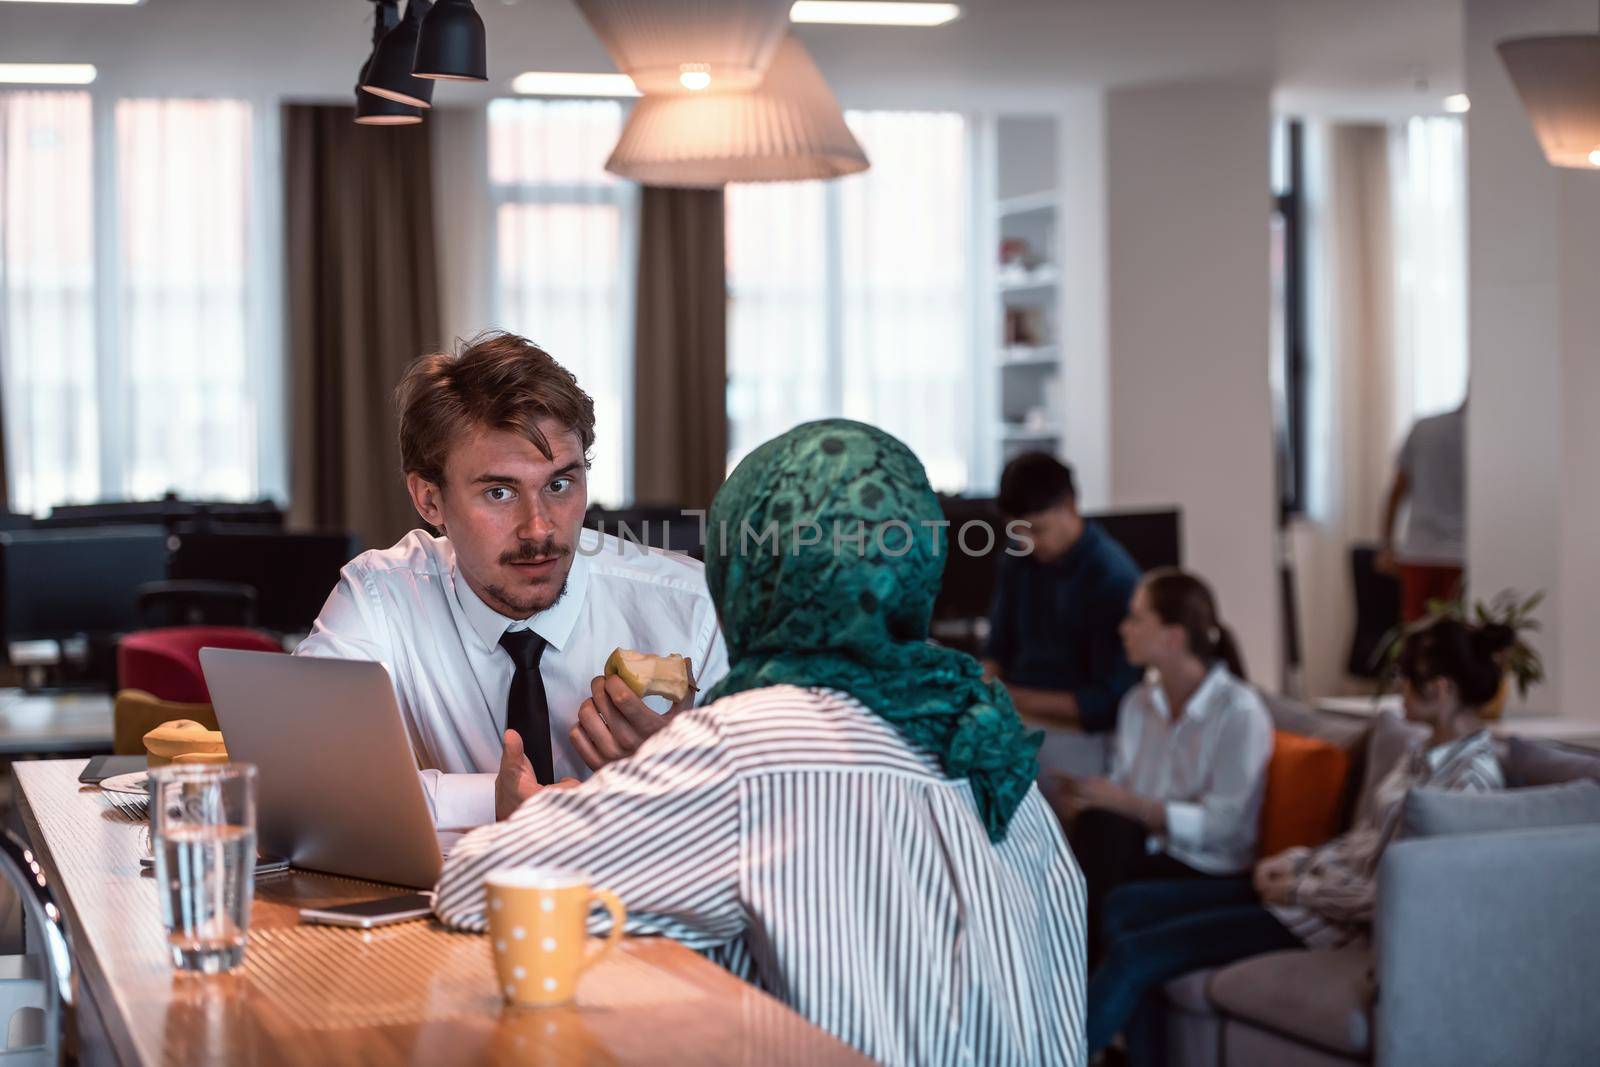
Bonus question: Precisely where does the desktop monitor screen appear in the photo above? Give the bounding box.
[0,526,171,657]
[169,527,358,634]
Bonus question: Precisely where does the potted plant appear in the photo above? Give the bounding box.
[1378,589,1545,719]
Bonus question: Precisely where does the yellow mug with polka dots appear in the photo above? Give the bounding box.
[485,868,627,1008]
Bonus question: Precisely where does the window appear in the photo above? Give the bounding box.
[1390,116,1467,421]
[0,92,266,515]
[1270,118,1308,520]
[726,110,972,491]
[488,99,636,507]
[0,92,98,513]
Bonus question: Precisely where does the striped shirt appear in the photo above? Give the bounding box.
[1268,729,1502,948]
[435,685,1087,1066]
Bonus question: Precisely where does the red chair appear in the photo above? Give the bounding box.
[116,626,285,704]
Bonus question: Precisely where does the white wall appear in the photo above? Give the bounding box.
[1104,81,1281,686]
[1057,93,1112,512]
[1464,0,1600,718]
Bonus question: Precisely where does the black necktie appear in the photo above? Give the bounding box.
[498,629,554,785]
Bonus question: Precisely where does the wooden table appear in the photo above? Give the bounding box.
[15,760,870,1067]
[0,690,114,755]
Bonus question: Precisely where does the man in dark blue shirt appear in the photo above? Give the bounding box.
[983,453,1142,733]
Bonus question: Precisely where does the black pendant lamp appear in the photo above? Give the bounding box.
[356,1,423,125]
[414,0,488,82]
[362,0,435,109]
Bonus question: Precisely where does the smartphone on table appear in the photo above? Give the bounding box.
[299,892,434,929]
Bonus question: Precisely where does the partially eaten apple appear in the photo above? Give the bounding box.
[603,647,695,704]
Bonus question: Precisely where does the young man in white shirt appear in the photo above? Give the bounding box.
[296,332,728,829]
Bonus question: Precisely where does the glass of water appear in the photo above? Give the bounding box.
[149,763,257,973]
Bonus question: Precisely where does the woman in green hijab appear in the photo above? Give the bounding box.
[437,420,1086,1067]
[703,418,1044,841]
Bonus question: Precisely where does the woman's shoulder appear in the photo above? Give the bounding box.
[1206,669,1274,725]
[695,685,941,774]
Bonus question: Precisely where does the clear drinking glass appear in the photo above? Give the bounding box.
[149,763,258,973]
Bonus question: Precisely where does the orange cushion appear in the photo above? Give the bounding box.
[1257,731,1351,857]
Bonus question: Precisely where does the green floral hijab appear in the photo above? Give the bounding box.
[702,419,1042,842]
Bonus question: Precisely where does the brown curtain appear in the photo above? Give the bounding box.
[630,186,728,511]
[284,104,441,551]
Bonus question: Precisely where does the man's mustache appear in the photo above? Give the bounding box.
[500,539,570,565]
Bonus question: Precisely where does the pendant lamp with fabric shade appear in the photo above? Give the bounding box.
[1498,34,1600,169]
[356,1,424,125]
[573,0,791,95]
[362,0,435,108]
[605,35,869,187]
[414,0,488,82]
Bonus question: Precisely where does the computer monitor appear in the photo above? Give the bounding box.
[39,498,284,531]
[1090,508,1184,575]
[169,527,358,634]
[0,526,171,663]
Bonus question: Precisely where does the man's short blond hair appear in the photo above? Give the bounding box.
[396,331,596,486]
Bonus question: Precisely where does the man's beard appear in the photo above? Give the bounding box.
[484,537,571,616]
[483,572,568,616]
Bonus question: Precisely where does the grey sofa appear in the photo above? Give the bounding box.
[1156,706,1600,1067]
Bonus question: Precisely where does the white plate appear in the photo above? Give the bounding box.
[98,771,150,797]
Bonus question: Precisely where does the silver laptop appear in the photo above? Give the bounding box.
[199,648,443,889]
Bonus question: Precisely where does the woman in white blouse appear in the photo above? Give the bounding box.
[1049,568,1274,954]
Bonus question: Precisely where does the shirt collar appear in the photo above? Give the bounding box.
[1146,662,1231,723]
[451,538,591,655]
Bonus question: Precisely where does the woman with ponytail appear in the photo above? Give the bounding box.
[1085,615,1508,1066]
[1051,568,1274,952]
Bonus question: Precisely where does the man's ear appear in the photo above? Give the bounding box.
[406,472,446,532]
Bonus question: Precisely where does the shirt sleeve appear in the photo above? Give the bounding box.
[421,771,497,829]
[294,567,388,664]
[1071,574,1141,733]
[1107,687,1143,787]
[1397,426,1418,480]
[984,556,1017,670]
[1162,695,1274,861]
[296,568,496,830]
[432,704,744,950]
[690,600,730,704]
[1287,739,1501,926]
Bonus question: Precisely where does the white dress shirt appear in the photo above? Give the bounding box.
[295,528,728,829]
[1109,664,1274,874]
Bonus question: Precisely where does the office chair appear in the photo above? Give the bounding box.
[136,581,258,629]
[0,829,72,1065]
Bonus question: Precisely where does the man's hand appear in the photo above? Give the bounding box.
[1004,683,1082,729]
[496,729,541,822]
[1045,774,1161,830]
[569,660,695,772]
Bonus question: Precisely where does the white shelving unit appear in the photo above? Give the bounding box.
[989,116,1063,468]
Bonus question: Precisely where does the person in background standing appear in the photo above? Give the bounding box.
[1379,399,1466,621]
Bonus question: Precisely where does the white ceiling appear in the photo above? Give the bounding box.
[0,0,1463,116]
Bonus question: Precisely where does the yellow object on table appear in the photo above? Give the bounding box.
[143,719,229,767]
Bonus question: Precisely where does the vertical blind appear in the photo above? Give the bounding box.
[0,92,264,515]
